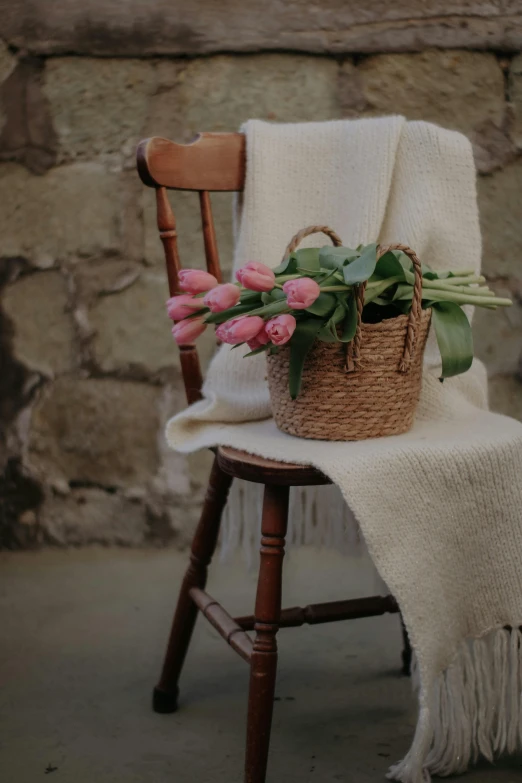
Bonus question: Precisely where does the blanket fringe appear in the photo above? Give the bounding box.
[220,480,363,566]
[388,627,522,782]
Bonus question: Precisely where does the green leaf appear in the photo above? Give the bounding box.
[432,301,473,378]
[289,318,324,399]
[243,344,270,357]
[341,292,358,342]
[331,303,346,325]
[319,245,359,270]
[240,290,263,305]
[261,288,286,305]
[292,248,321,273]
[273,252,298,275]
[423,267,453,280]
[364,277,401,303]
[393,284,414,302]
[317,304,345,343]
[374,250,407,280]
[343,242,378,284]
[305,292,337,317]
[205,303,257,324]
[246,300,289,318]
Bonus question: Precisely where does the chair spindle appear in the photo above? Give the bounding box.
[156,185,203,405]
[199,190,223,283]
[156,186,181,296]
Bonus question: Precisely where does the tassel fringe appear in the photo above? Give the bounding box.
[220,480,363,567]
[388,627,522,782]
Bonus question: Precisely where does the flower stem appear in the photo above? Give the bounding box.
[421,290,511,307]
[423,283,492,297]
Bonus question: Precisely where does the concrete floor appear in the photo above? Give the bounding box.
[1,548,521,783]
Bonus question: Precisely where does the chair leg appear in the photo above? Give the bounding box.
[401,614,412,676]
[153,457,233,713]
[244,484,289,783]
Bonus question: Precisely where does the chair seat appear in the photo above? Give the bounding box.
[217,445,331,486]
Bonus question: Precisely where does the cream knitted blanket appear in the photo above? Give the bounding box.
[167,118,522,782]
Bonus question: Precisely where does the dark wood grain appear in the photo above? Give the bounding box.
[245,484,289,783]
[217,445,331,486]
[189,587,253,663]
[138,134,246,191]
[199,190,223,282]
[155,185,181,296]
[236,595,399,631]
[153,458,232,713]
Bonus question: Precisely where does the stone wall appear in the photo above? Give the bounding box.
[1,2,521,548]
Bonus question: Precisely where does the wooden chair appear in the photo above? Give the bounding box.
[137,134,411,783]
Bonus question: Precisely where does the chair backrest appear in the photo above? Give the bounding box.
[137,134,246,405]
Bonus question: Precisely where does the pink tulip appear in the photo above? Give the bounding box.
[166,294,204,321]
[178,269,218,294]
[247,327,270,351]
[236,261,275,292]
[265,314,296,346]
[203,283,241,313]
[171,317,207,345]
[282,277,320,309]
[216,316,265,345]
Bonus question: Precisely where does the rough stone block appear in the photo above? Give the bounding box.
[73,258,141,303]
[488,374,522,421]
[144,55,340,143]
[473,279,522,376]
[1,270,76,375]
[0,163,138,265]
[350,51,504,136]
[43,57,165,166]
[89,271,179,374]
[3,1,521,56]
[477,159,522,278]
[40,488,148,545]
[0,57,57,174]
[28,378,161,487]
[0,37,16,83]
[469,117,517,175]
[509,54,522,149]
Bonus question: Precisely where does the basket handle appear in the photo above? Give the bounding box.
[283,225,343,258]
[346,243,424,373]
[282,228,424,375]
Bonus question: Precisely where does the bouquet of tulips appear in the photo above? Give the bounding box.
[167,243,511,398]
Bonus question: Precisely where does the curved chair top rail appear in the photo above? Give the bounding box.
[137,133,246,192]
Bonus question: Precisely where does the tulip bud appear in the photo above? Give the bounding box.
[203,283,241,313]
[178,269,218,295]
[265,314,297,345]
[282,277,320,309]
[171,317,207,345]
[216,316,265,345]
[166,295,203,321]
[236,261,275,293]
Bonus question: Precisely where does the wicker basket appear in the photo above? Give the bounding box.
[266,226,432,441]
